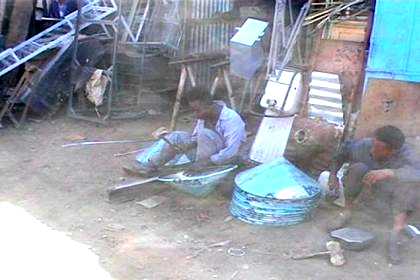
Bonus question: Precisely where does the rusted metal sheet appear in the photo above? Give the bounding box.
[313,39,365,100]
[314,40,364,74]
[284,117,343,177]
[355,79,420,139]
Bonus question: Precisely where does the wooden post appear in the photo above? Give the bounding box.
[210,74,220,97]
[186,65,196,87]
[170,65,187,131]
[223,68,236,110]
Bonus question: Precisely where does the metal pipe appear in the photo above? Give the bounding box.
[106,0,122,120]
[135,0,151,41]
[68,0,83,116]
[62,139,152,148]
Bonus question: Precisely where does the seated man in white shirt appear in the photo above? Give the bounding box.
[123,87,247,176]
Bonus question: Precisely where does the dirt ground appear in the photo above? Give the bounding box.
[1,113,420,280]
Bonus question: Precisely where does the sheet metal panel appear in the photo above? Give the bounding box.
[355,78,420,139]
[179,0,234,87]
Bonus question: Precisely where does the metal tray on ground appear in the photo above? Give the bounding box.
[330,227,376,251]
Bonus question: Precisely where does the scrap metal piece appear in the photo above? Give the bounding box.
[136,195,168,208]
[267,1,311,80]
[108,164,238,202]
[227,248,246,257]
[331,227,375,251]
[308,71,344,126]
[159,164,238,197]
[405,224,420,238]
[249,114,295,163]
[230,18,269,80]
[0,0,117,77]
[284,117,343,177]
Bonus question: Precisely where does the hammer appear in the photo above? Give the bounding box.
[291,241,346,266]
[151,127,189,155]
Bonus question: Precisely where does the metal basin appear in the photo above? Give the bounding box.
[158,165,238,197]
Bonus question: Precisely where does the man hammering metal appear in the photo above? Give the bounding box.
[326,125,420,264]
[123,87,247,177]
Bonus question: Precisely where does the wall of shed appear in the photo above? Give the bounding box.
[355,79,420,138]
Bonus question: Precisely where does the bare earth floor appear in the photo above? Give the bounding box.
[1,114,419,280]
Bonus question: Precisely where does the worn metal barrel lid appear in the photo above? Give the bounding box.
[230,157,321,226]
[234,157,321,200]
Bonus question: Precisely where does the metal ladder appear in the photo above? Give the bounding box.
[120,0,152,43]
[267,0,311,80]
[0,0,117,78]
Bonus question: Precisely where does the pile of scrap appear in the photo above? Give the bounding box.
[0,1,117,127]
[0,38,110,128]
[305,0,371,30]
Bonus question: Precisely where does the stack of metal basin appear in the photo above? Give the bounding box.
[230,157,321,226]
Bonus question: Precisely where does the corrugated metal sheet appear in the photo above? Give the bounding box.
[366,0,420,82]
[180,0,233,56]
[179,0,234,87]
[185,0,232,20]
[308,72,344,126]
[144,0,234,88]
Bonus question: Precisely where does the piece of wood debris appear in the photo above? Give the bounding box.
[105,223,126,231]
[136,195,168,209]
[186,240,232,259]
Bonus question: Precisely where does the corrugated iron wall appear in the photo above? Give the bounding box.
[179,0,234,88]
[121,0,235,90]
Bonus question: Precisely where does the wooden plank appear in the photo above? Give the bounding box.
[6,0,33,46]
[170,65,187,130]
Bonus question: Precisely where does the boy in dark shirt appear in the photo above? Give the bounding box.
[327,126,420,264]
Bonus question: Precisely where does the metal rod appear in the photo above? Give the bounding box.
[114,148,146,157]
[121,0,140,41]
[135,0,151,41]
[62,139,153,148]
[223,68,235,110]
[68,0,83,117]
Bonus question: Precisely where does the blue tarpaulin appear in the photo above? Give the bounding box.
[366,0,420,82]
